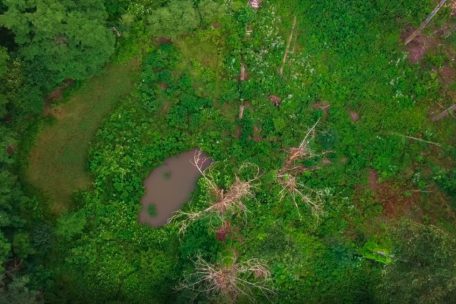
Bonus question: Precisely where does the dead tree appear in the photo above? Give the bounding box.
[178,255,273,302]
[405,0,448,45]
[170,152,259,234]
[276,119,330,220]
[431,104,456,121]
[249,0,262,10]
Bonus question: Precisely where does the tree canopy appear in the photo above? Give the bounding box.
[0,0,115,86]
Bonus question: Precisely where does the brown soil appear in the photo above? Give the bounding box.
[403,28,437,63]
[439,66,456,85]
[376,183,417,217]
[367,169,417,217]
[368,169,379,191]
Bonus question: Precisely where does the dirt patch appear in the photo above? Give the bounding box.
[403,28,437,63]
[155,37,173,45]
[269,95,282,107]
[368,169,379,191]
[367,169,417,217]
[439,66,456,85]
[46,79,75,103]
[349,111,360,122]
[44,79,75,116]
[240,63,249,81]
[139,150,212,227]
[375,183,417,217]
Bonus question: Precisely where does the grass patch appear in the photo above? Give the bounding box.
[26,58,141,215]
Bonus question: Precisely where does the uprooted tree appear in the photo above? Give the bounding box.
[170,152,260,234]
[178,255,273,302]
[276,119,331,220]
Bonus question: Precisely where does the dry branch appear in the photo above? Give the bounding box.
[431,104,456,121]
[279,16,297,76]
[170,157,259,234]
[391,132,442,147]
[179,256,273,302]
[405,0,448,45]
[275,119,330,220]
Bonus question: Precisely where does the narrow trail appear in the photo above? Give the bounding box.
[27,58,141,215]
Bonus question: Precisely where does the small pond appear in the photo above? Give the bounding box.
[139,149,212,227]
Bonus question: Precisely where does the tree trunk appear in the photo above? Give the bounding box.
[405,0,448,45]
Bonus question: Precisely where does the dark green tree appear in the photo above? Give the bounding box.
[0,0,115,87]
[147,0,199,38]
[0,47,8,117]
[378,221,456,304]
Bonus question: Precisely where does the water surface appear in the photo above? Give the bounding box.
[139,150,211,226]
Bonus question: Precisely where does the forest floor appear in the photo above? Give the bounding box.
[26,58,141,215]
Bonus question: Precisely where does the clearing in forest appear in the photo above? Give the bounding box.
[27,58,141,215]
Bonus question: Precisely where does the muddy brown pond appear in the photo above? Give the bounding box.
[139,150,212,227]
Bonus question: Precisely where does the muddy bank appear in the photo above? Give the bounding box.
[139,150,212,227]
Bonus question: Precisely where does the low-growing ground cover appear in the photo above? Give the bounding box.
[26,58,141,214]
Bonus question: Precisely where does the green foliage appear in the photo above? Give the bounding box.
[147,204,157,217]
[197,0,227,25]
[55,212,87,241]
[378,222,456,303]
[0,0,115,86]
[6,0,456,302]
[0,47,9,117]
[0,276,41,304]
[147,0,199,38]
[12,233,33,260]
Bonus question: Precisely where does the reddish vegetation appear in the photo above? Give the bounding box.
[46,79,75,103]
[253,126,262,142]
[403,28,437,63]
[158,82,169,90]
[321,158,332,165]
[249,0,261,9]
[240,63,249,81]
[439,66,456,85]
[216,222,231,242]
[376,183,417,217]
[367,169,417,217]
[6,145,15,156]
[269,95,282,107]
[368,169,380,191]
[155,37,172,45]
[349,111,360,122]
[312,101,330,119]
[235,125,242,139]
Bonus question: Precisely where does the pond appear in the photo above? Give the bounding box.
[139,149,212,227]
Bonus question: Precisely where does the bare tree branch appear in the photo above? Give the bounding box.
[405,0,448,45]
